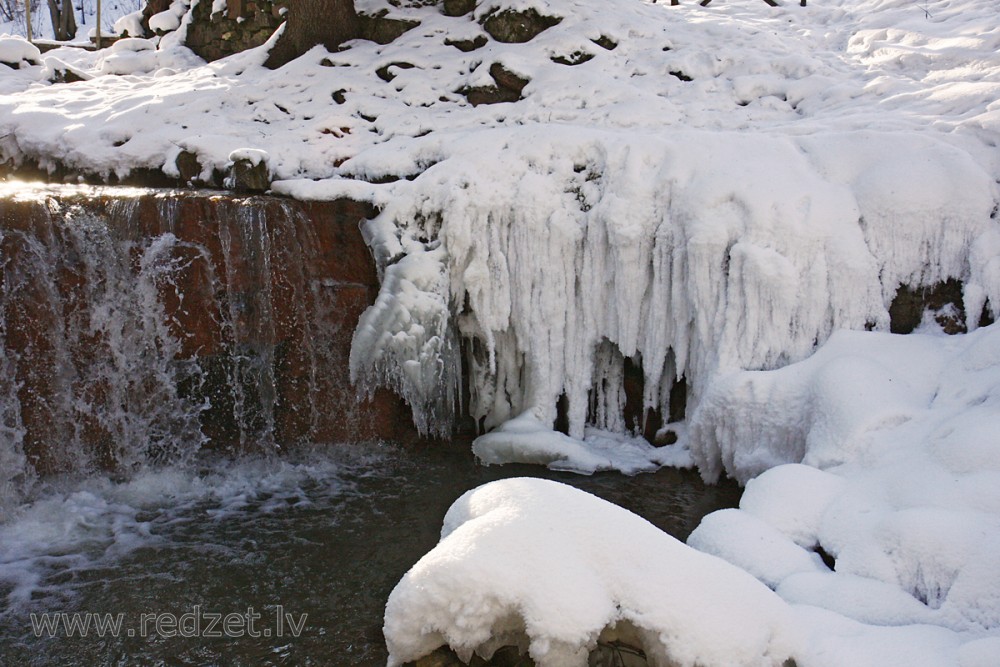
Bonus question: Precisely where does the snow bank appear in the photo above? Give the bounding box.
[390,332,1000,664]
[148,1,188,34]
[690,322,1000,483]
[384,477,797,667]
[688,323,1000,659]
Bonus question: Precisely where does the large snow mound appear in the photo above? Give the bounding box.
[689,323,1000,642]
[691,319,1000,484]
[384,477,797,667]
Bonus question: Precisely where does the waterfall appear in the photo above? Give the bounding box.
[0,184,405,515]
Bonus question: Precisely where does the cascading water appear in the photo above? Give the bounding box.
[0,183,410,516]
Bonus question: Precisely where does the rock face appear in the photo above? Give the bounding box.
[481,8,561,43]
[0,187,424,477]
[263,0,360,69]
[460,63,530,105]
[888,278,991,334]
[184,0,289,63]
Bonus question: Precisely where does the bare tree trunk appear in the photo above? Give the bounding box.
[46,0,77,40]
[264,0,360,69]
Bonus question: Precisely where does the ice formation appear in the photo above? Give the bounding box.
[384,477,797,667]
[351,128,997,449]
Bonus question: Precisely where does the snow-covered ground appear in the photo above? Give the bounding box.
[2,0,999,664]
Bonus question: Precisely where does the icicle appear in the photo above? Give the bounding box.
[349,225,460,437]
[348,128,998,452]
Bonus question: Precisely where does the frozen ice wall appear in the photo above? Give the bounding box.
[350,127,999,440]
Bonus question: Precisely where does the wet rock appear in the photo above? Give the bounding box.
[592,35,617,50]
[408,647,466,666]
[406,645,535,666]
[175,150,202,184]
[482,9,561,43]
[654,429,678,446]
[552,51,594,66]
[405,642,651,666]
[488,63,528,93]
[227,150,271,192]
[47,63,90,84]
[377,61,416,82]
[590,641,648,667]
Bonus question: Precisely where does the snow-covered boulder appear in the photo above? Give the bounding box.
[0,36,41,69]
[384,477,798,667]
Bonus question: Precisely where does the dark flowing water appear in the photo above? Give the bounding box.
[0,441,740,666]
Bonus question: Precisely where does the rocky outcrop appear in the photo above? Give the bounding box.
[481,8,561,43]
[889,278,992,334]
[460,63,529,105]
[184,0,289,63]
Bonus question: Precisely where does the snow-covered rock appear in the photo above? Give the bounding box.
[384,477,798,667]
[0,36,41,67]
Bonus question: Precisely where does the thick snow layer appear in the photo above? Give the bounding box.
[384,477,796,667]
[0,36,40,65]
[389,463,1000,667]
[148,1,187,34]
[690,321,1000,483]
[688,324,1000,655]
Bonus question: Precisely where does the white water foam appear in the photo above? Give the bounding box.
[0,446,389,621]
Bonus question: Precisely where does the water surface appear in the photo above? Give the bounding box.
[0,441,740,666]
